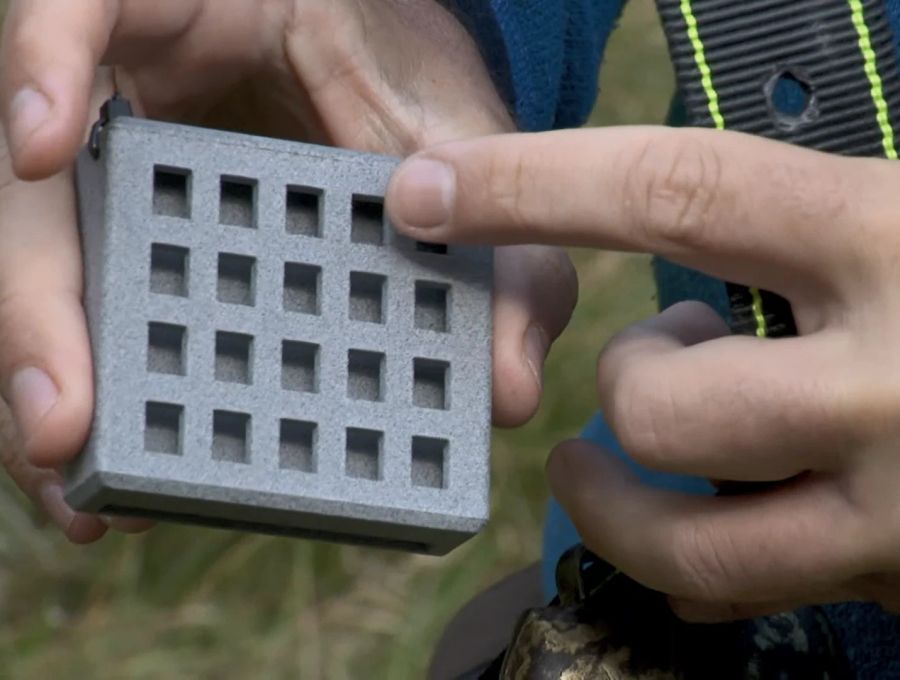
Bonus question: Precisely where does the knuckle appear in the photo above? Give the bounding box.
[548,248,579,311]
[770,157,851,228]
[490,345,540,427]
[286,2,370,89]
[520,245,579,325]
[286,0,339,36]
[596,329,634,410]
[669,520,740,601]
[529,245,577,290]
[483,149,539,231]
[626,135,725,252]
[609,373,679,469]
[598,332,679,469]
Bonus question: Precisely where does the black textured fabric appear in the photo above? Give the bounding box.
[656,0,900,337]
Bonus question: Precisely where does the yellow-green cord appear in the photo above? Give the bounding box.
[679,0,770,336]
[679,0,726,130]
[750,288,768,338]
[848,0,898,159]
[677,1,897,337]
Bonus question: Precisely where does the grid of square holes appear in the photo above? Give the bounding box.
[144,164,457,489]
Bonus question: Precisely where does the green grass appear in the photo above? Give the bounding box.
[0,2,673,677]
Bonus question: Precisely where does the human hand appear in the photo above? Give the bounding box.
[386,125,900,619]
[0,0,575,542]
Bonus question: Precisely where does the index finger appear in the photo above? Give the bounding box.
[386,127,882,290]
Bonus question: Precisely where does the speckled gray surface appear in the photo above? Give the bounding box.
[65,117,493,555]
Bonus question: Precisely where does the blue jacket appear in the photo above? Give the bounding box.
[449,1,900,677]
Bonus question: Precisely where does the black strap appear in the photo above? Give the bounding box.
[656,0,900,337]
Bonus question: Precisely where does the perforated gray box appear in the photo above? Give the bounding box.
[64,112,493,555]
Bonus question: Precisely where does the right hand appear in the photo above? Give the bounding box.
[386,125,900,619]
[0,0,577,543]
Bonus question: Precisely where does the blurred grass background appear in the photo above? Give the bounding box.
[0,2,673,678]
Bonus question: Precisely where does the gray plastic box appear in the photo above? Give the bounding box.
[64,111,493,554]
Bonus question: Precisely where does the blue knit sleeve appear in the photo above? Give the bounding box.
[446,0,627,131]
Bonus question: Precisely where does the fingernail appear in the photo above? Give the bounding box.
[9,367,59,441]
[39,482,76,533]
[524,324,549,390]
[9,87,51,151]
[391,158,454,229]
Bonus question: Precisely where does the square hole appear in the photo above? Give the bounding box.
[145,402,183,455]
[414,358,449,410]
[217,253,256,306]
[416,241,448,255]
[345,428,382,480]
[212,410,250,463]
[282,340,319,393]
[219,176,257,228]
[150,244,188,297]
[351,196,384,245]
[153,166,190,219]
[284,263,321,315]
[279,419,317,472]
[348,350,384,401]
[412,436,447,489]
[415,281,450,332]
[147,322,186,376]
[349,272,385,324]
[215,331,253,384]
[286,187,321,237]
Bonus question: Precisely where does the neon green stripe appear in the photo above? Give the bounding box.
[680,2,897,338]
[849,0,898,159]
[679,0,725,130]
[680,0,769,336]
[750,288,768,338]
